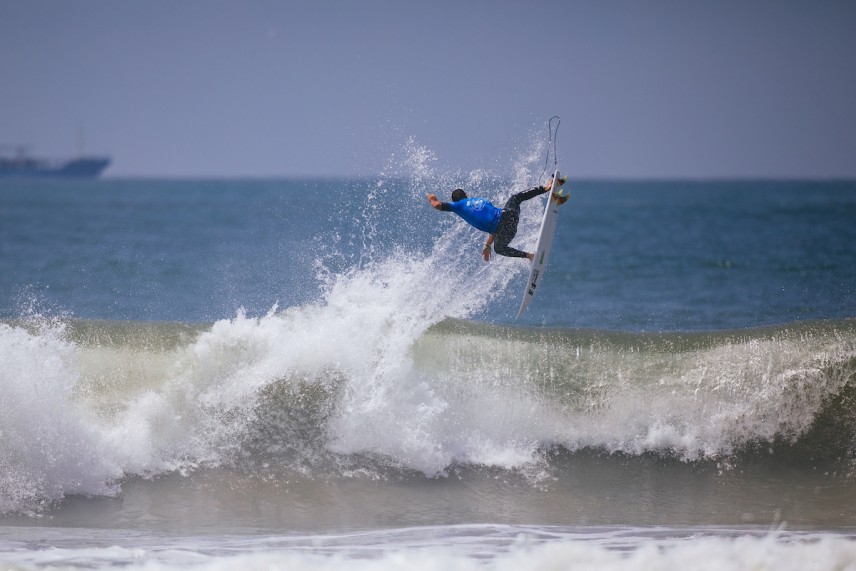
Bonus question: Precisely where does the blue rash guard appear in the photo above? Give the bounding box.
[445,198,502,234]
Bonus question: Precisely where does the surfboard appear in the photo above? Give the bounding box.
[516,169,567,319]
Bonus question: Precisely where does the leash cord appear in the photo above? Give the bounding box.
[540,115,561,184]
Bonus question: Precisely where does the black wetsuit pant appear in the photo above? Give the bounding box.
[493,185,549,258]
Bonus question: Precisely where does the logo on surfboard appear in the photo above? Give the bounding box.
[527,268,540,295]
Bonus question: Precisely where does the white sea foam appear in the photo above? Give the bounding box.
[2,530,856,571]
[0,322,121,513]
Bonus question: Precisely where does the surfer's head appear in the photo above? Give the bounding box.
[451,188,467,202]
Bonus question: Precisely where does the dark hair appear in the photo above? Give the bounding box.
[451,188,467,202]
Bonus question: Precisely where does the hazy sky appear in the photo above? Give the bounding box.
[2,0,855,178]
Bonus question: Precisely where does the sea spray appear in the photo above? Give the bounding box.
[305,139,546,473]
[0,139,554,512]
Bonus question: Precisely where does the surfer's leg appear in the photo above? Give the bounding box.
[508,185,550,207]
[492,209,529,259]
[493,186,549,259]
[493,242,530,259]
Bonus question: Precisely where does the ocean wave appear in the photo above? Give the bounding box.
[418,318,856,462]
[2,310,855,515]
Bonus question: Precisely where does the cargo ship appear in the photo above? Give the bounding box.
[0,145,110,178]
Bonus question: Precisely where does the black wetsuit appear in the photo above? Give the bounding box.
[492,185,549,258]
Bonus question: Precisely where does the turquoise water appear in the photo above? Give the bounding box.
[2,174,856,570]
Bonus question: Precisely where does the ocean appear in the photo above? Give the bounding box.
[2,148,856,569]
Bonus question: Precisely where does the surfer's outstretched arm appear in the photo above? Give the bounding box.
[426,194,450,211]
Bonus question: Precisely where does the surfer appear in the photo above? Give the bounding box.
[426,177,565,261]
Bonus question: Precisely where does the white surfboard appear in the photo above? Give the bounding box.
[516,169,567,319]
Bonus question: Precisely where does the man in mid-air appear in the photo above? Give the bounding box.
[426,177,565,262]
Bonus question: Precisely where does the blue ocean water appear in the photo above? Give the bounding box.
[2,169,856,570]
[2,178,854,329]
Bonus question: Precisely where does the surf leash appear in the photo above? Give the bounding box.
[540,115,561,185]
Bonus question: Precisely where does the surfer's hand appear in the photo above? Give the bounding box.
[482,245,492,262]
[426,193,442,210]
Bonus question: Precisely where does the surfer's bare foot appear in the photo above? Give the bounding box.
[526,252,534,261]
